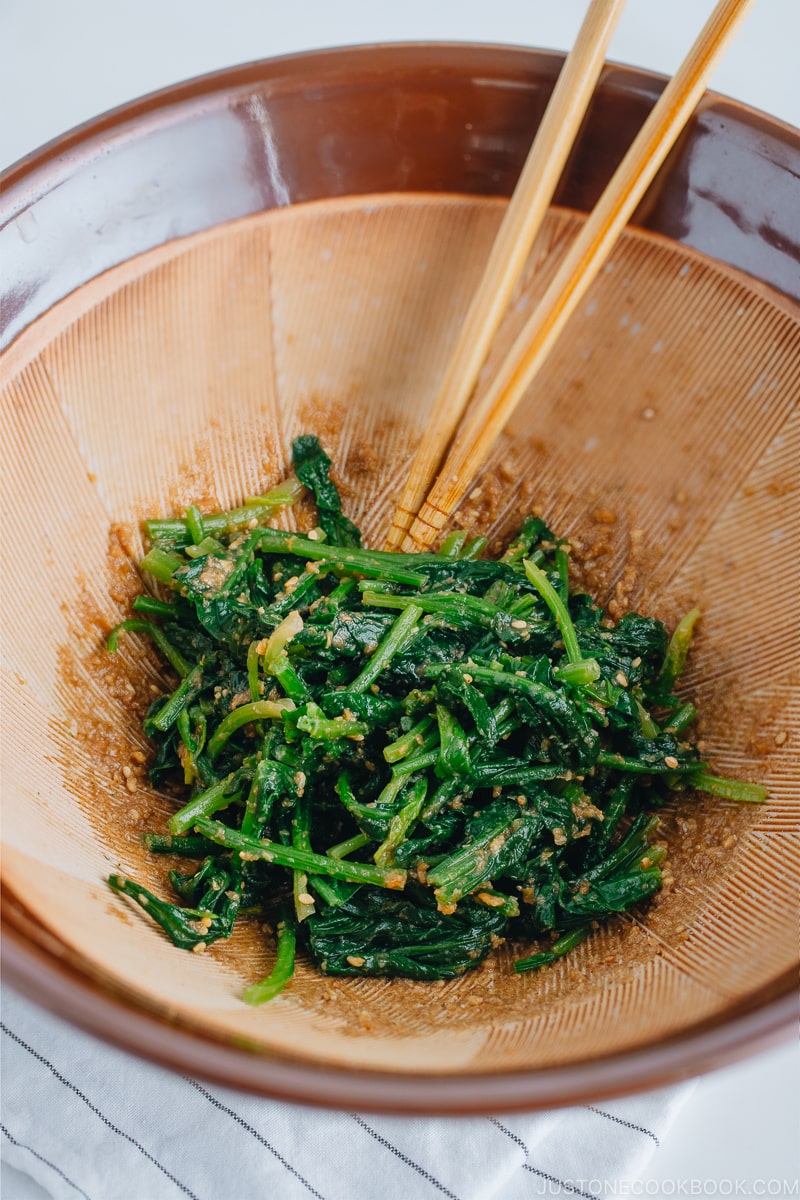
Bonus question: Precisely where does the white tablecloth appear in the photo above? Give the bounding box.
[1,986,691,1200]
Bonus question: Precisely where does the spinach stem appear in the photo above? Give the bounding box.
[523,558,583,663]
[242,909,297,1005]
[107,619,191,678]
[347,604,423,694]
[207,700,294,761]
[195,818,407,889]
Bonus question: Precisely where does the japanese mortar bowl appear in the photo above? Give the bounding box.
[1,45,798,1113]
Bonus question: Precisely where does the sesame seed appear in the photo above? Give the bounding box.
[774,731,787,746]
[297,892,315,906]
[511,619,527,630]
[664,755,679,769]
[192,942,207,953]
[346,956,366,967]
[122,765,132,778]
[614,671,628,687]
[630,657,642,668]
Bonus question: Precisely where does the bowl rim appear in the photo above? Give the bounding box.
[4,39,799,195]
[2,42,798,1112]
[3,40,799,347]
[3,920,796,1115]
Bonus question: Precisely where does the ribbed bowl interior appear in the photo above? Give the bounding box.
[2,195,798,1077]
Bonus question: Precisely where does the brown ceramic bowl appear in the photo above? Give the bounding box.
[1,45,798,1114]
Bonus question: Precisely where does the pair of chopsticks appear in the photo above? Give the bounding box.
[385,0,755,553]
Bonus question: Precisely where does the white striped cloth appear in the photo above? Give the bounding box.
[1,986,691,1200]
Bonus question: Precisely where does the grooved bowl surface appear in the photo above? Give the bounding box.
[3,196,798,1084]
[1,47,798,1111]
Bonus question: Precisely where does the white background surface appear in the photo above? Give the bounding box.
[1,1,798,1197]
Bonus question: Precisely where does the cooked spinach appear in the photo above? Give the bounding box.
[108,435,766,1001]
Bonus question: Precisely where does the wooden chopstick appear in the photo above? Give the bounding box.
[397,0,756,552]
[384,0,627,551]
